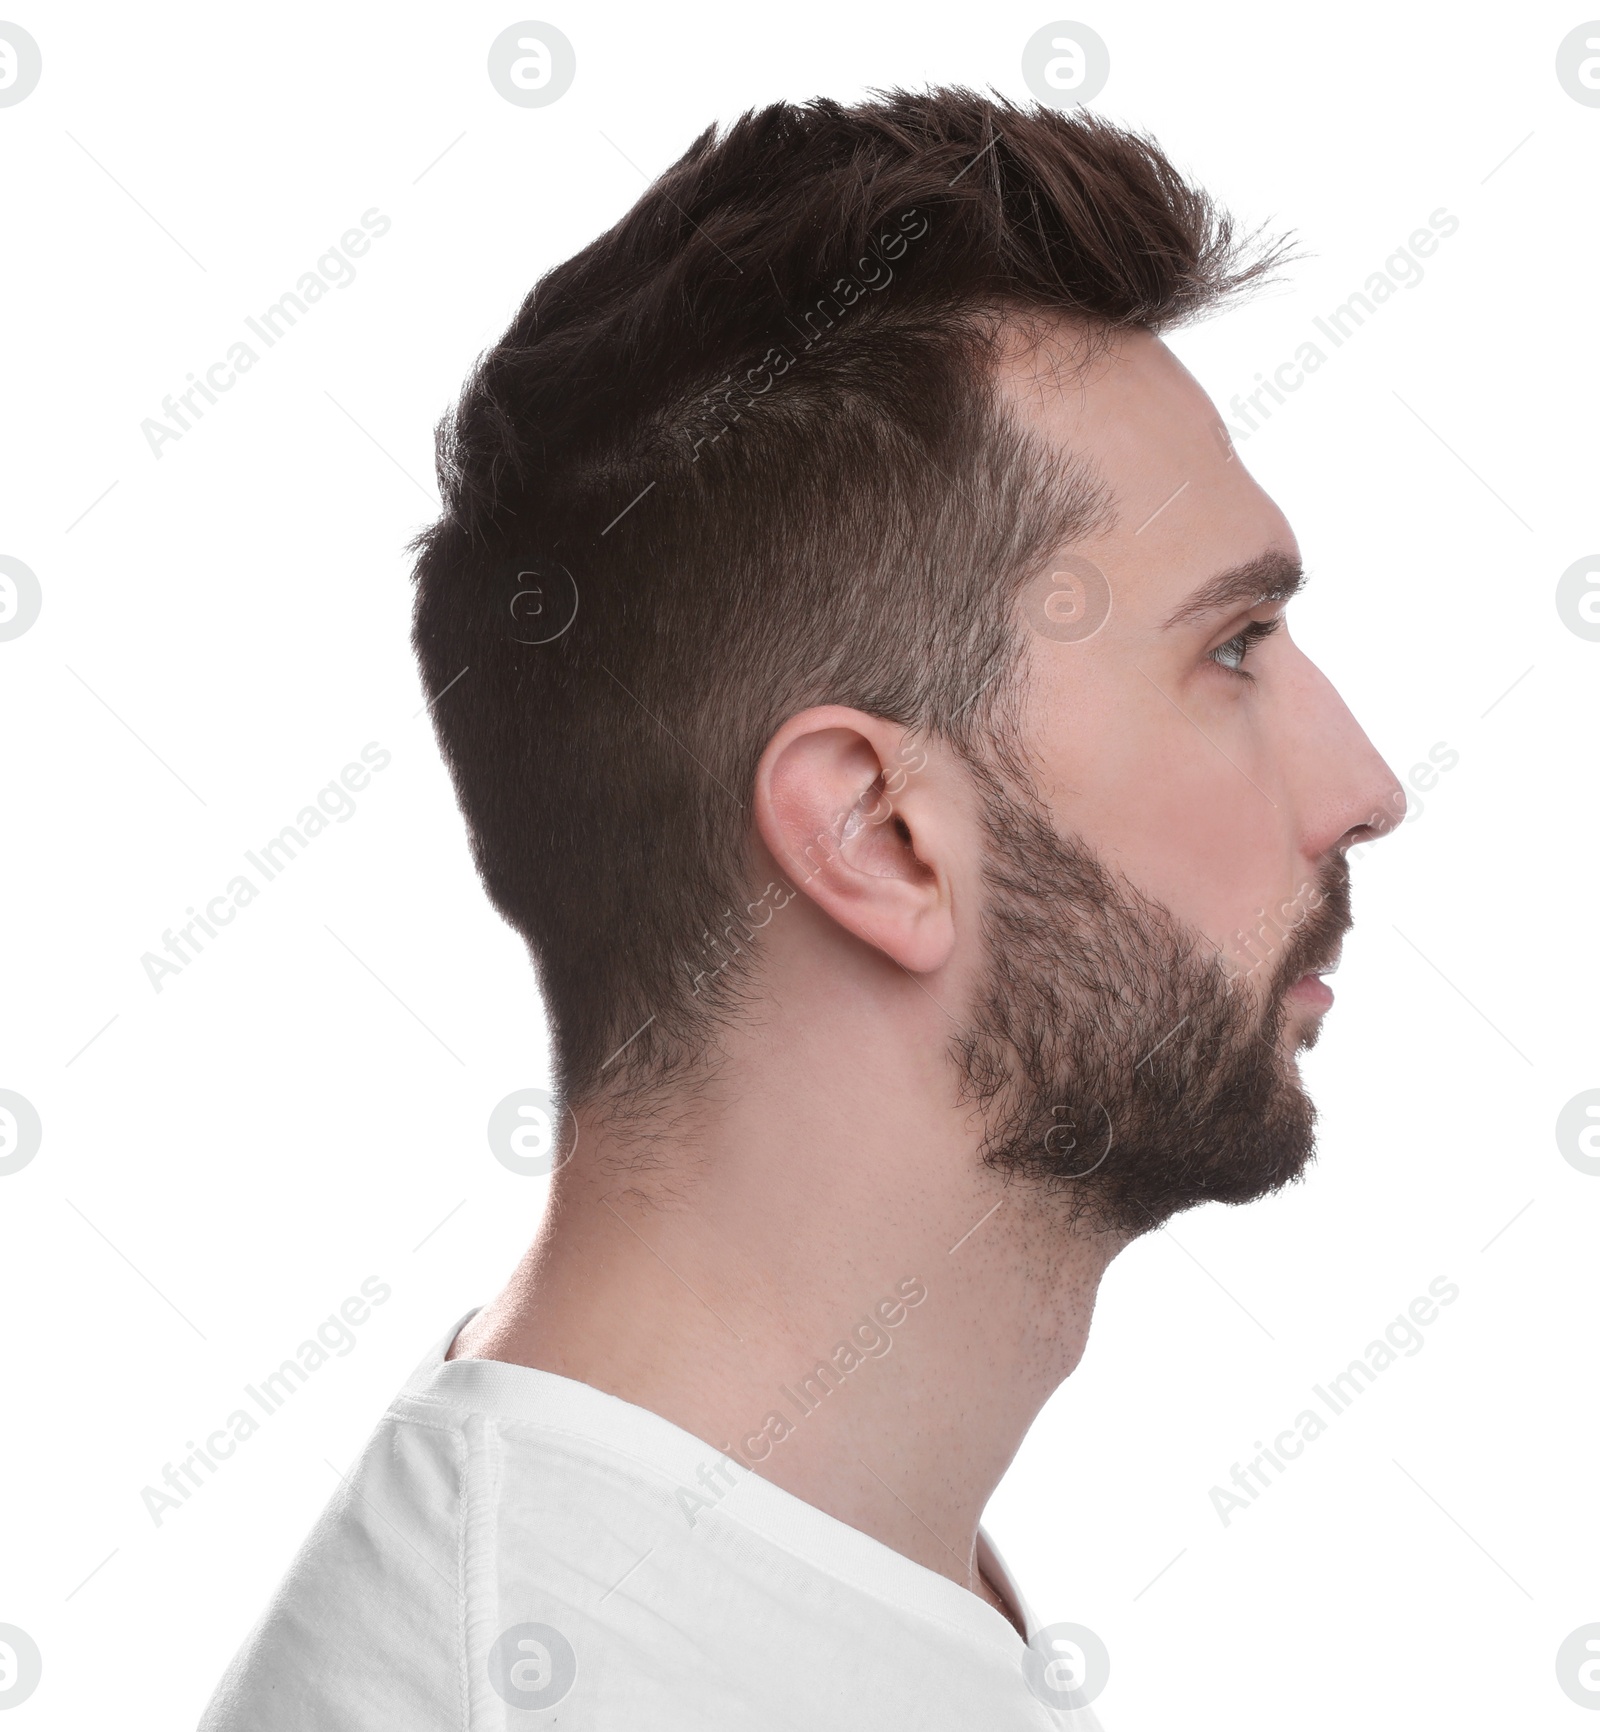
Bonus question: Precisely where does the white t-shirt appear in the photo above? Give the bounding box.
[199,1311,1105,1730]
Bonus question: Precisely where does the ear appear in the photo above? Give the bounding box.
[752,706,956,974]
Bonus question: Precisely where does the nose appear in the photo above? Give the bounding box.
[1287,653,1406,860]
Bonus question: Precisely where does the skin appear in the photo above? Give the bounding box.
[450,317,1405,1635]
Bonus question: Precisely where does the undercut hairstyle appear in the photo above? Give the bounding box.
[409,87,1287,1112]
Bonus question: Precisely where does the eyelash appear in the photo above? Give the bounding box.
[1210,617,1282,680]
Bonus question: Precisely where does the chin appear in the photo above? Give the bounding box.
[1288,1008,1328,1054]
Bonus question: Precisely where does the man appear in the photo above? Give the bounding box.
[200,89,1403,1728]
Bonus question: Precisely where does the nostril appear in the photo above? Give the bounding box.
[1343,783,1408,852]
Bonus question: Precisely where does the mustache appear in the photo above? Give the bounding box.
[1263,853,1353,999]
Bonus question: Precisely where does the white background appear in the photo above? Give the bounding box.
[2,2,1596,1726]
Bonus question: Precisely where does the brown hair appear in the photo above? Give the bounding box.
[409,88,1286,1110]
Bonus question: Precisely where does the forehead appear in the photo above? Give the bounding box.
[992,318,1219,471]
[990,316,1298,620]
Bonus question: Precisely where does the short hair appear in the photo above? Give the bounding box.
[409,87,1286,1110]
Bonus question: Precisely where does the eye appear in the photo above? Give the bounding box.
[1210,616,1281,678]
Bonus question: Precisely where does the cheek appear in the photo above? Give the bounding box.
[1115,765,1284,952]
[1037,685,1295,955]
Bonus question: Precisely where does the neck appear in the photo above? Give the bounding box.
[452,1055,1125,1618]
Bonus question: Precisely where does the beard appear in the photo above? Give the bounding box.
[951,774,1352,1238]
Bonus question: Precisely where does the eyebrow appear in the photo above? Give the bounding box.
[1161,550,1306,630]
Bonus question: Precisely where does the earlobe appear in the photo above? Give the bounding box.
[753,707,956,974]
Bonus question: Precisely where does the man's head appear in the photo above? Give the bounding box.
[411,89,1403,1234]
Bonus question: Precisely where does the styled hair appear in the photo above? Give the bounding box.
[409,87,1286,1110]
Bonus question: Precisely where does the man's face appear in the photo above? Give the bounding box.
[949,322,1404,1234]
[994,323,1404,1051]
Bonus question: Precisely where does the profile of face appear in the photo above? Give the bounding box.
[955,324,1405,1236]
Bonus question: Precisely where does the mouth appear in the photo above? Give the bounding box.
[1286,949,1340,1012]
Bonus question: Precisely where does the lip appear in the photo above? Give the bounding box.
[1287,972,1335,1011]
